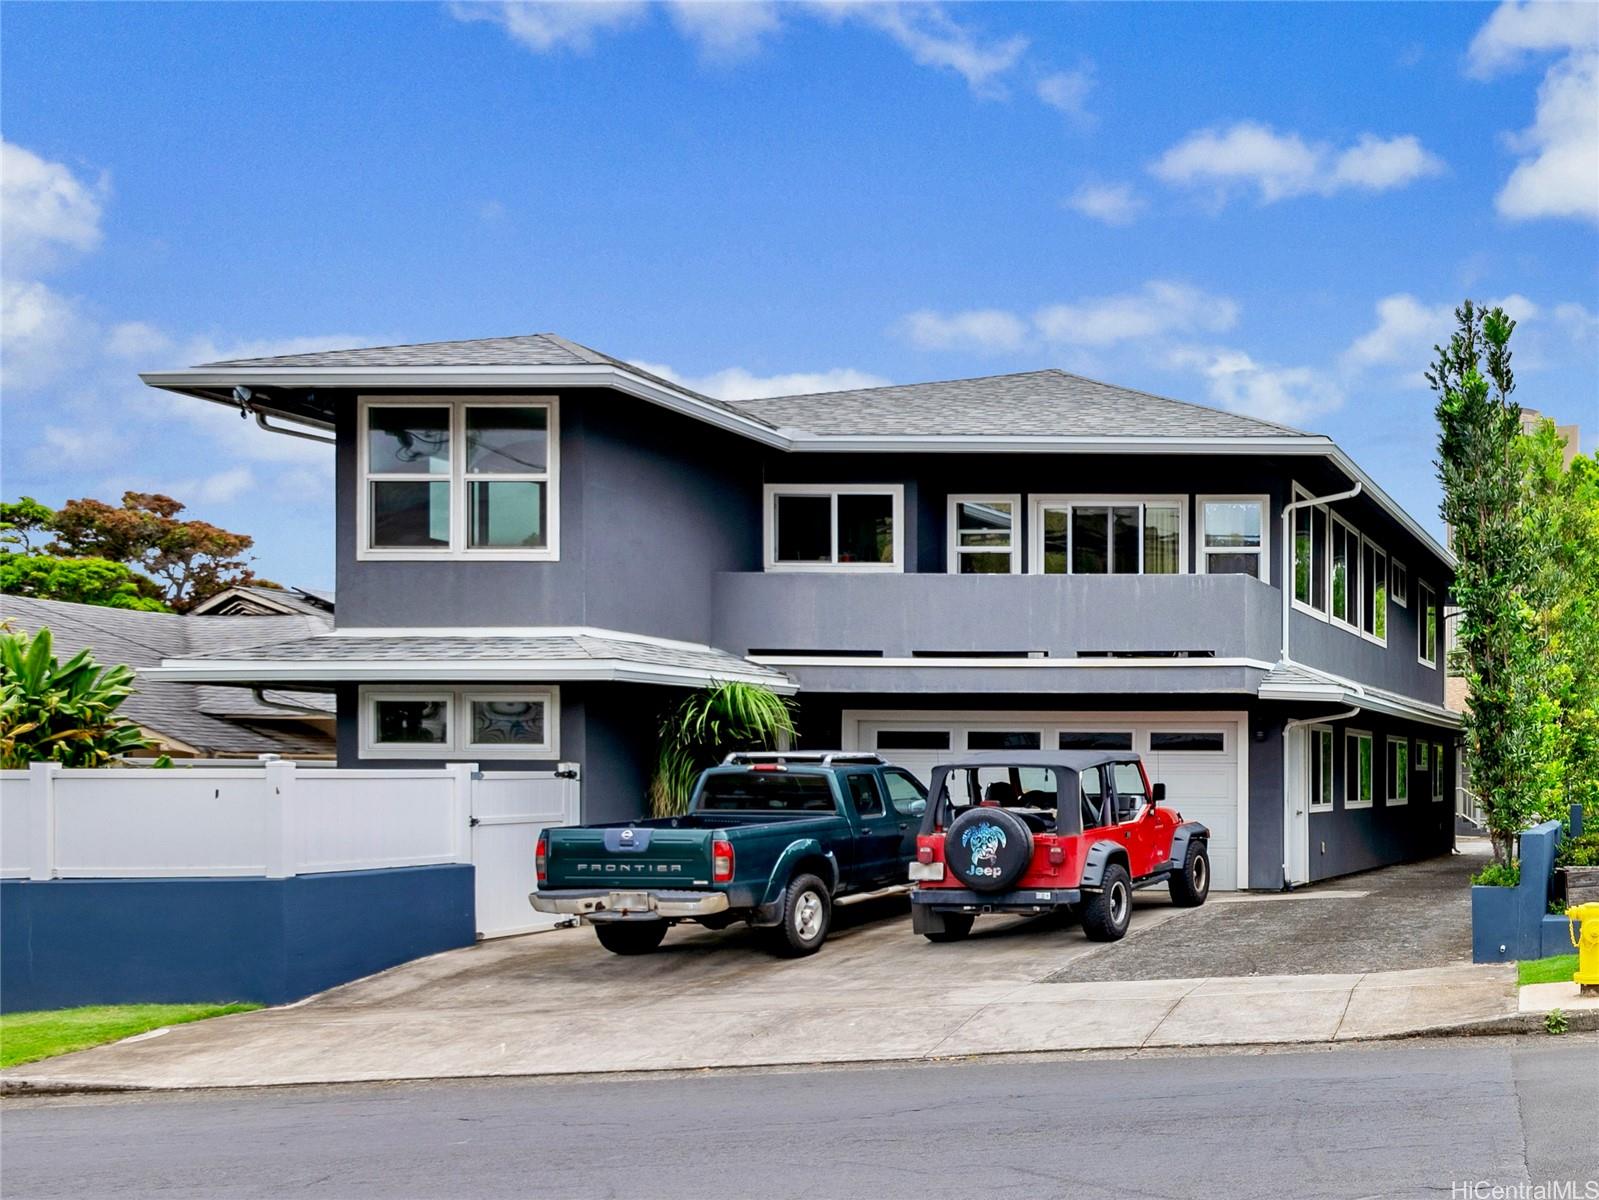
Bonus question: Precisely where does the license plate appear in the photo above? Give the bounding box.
[611,892,652,911]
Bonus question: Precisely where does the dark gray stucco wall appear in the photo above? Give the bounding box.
[335,388,761,643]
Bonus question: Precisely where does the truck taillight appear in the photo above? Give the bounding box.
[535,833,548,884]
[712,838,735,882]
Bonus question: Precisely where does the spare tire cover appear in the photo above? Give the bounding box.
[945,807,1035,892]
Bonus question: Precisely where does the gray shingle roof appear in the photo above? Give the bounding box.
[200,333,601,369]
[0,594,335,756]
[172,632,790,681]
[728,369,1309,438]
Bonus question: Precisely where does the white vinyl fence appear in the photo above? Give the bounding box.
[0,761,580,937]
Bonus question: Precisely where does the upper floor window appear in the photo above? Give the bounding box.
[764,484,903,571]
[1360,539,1388,643]
[1391,560,1409,607]
[1292,489,1329,614]
[1199,496,1267,579]
[948,496,1020,574]
[1031,497,1184,576]
[1330,513,1361,629]
[1418,581,1439,667]
[359,396,557,561]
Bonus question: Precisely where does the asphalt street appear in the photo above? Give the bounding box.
[3,1035,1595,1200]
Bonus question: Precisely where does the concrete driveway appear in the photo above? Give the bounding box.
[4,853,1515,1090]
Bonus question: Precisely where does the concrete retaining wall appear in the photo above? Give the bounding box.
[0,864,475,1012]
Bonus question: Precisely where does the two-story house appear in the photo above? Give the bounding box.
[144,332,1459,892]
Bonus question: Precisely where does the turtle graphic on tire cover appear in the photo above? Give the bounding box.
[944,807,1034,890]
[961,821,1007,874]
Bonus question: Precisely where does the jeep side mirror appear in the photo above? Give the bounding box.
[1151,782,1166,803]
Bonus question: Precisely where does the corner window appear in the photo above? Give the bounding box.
[1391,560,1409,607]
[360,397,557,560]
[1361,541,1388,643]
[1346,731,1374,809]
[1291,487,1328,614]
[360,686,558,759]
[1418,582,1439,667]
[1330,515,1360,629]
[1032,497,1184,575]
[1199,497,1266,579]
[949,496,1019,574]
[765,485,902,571]
[1308,726,1334,811]
[1387,737,1410,805]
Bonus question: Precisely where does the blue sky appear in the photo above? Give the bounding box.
[3,0,1596,590]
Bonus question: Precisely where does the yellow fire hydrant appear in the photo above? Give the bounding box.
[1569,902,1599,996]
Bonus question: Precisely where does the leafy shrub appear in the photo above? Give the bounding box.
[1545,1008,1568,1035]
[1556,830,1599,868]
[1473,860,1522,887]
[0,626,151,767]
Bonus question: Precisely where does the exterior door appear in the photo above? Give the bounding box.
[1110,761,1163,878]
[1284,727,1312,886]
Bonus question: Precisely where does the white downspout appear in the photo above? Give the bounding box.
[1280,481,1362,665]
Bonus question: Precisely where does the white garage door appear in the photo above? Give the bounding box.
[847,711,1245,891]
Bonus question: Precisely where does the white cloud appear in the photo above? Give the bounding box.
[1064,181,1145,226]
[1342,292,1547,383]
[633,360,889,400]
[445,1,649,53]
[1036,67,1095,127]
[1034,281,1239,347]
[0,140,107,278]
[666,1,781,62]
[1496,49,1599,223]
[1,278,93,390]
[840,3,1028,95]
[1554,300,1599,345]
[1168,345,1342,426]
[1466,0,1598,78]
[898,308,1028,353]
[1150,122,1444,204]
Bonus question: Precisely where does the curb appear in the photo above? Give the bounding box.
[6,1013,1596,1097]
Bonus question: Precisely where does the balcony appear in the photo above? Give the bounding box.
[710,571,1280,669]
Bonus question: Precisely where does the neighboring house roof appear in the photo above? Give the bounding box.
[146,629,797,693]
[1,594,337,757]
[140,330,1453,567]
[189,584,334,618]
[1257,660,1461,729]
[730,369,1305,439]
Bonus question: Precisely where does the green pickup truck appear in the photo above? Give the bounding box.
[530,753,927,956]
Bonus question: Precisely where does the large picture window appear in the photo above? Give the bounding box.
[1199,496,1267,579]
[765,485,903,571]
[360,686,558,759]
[948,496,1020,574]
[1031,497,1184,576]
[360,397,557,560]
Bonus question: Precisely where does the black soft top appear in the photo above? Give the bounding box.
[929,750,1136,774]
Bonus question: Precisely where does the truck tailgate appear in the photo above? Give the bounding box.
[544,826,714,888]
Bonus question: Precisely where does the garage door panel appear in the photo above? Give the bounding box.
[858,712,1242,891]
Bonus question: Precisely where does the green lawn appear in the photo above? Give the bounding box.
[0,1003,260,1069]
[1517,954,1580,987]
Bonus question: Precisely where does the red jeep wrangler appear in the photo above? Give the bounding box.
[909,750,1210,942]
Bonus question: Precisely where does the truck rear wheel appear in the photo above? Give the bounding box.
[922,912,974,943]
[1079,863,1133,942]
[770,873,831,957]
[594,920,669,955]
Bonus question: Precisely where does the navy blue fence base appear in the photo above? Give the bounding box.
[0,865,475,1013]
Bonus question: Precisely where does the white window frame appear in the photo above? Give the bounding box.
[1432,742,1445,803]
[947,494,1021,575]
[763,483,904,572]
[1197,494,1270,581]
[1345,729,1374,810]
[1418,581,1439,668]
[1360,535,1389,647]
[357,395,559,562]
[1307,724,1335,811]
[359,685,559,759]
[1328,512,1362,633]
[1289,484,1330,620]
[1028,495,1189,576]
[1391,559,1409,608]
[1387,735,1410,806]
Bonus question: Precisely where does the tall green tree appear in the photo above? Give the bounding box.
[1430,301,1558,861]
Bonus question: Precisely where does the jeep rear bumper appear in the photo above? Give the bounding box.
[910,886,1082,913]
[530,888,731,922]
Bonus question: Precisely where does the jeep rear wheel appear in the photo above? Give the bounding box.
[922,912,974,943]
[770,873,831,957]
[594,920,669,955]
[1079,863,1132,942]
[1168,842,1211,908]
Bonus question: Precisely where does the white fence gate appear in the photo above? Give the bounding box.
[470,769,581,938]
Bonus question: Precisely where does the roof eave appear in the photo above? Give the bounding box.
[143,659,799,694]
[1257,681,1462,729]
